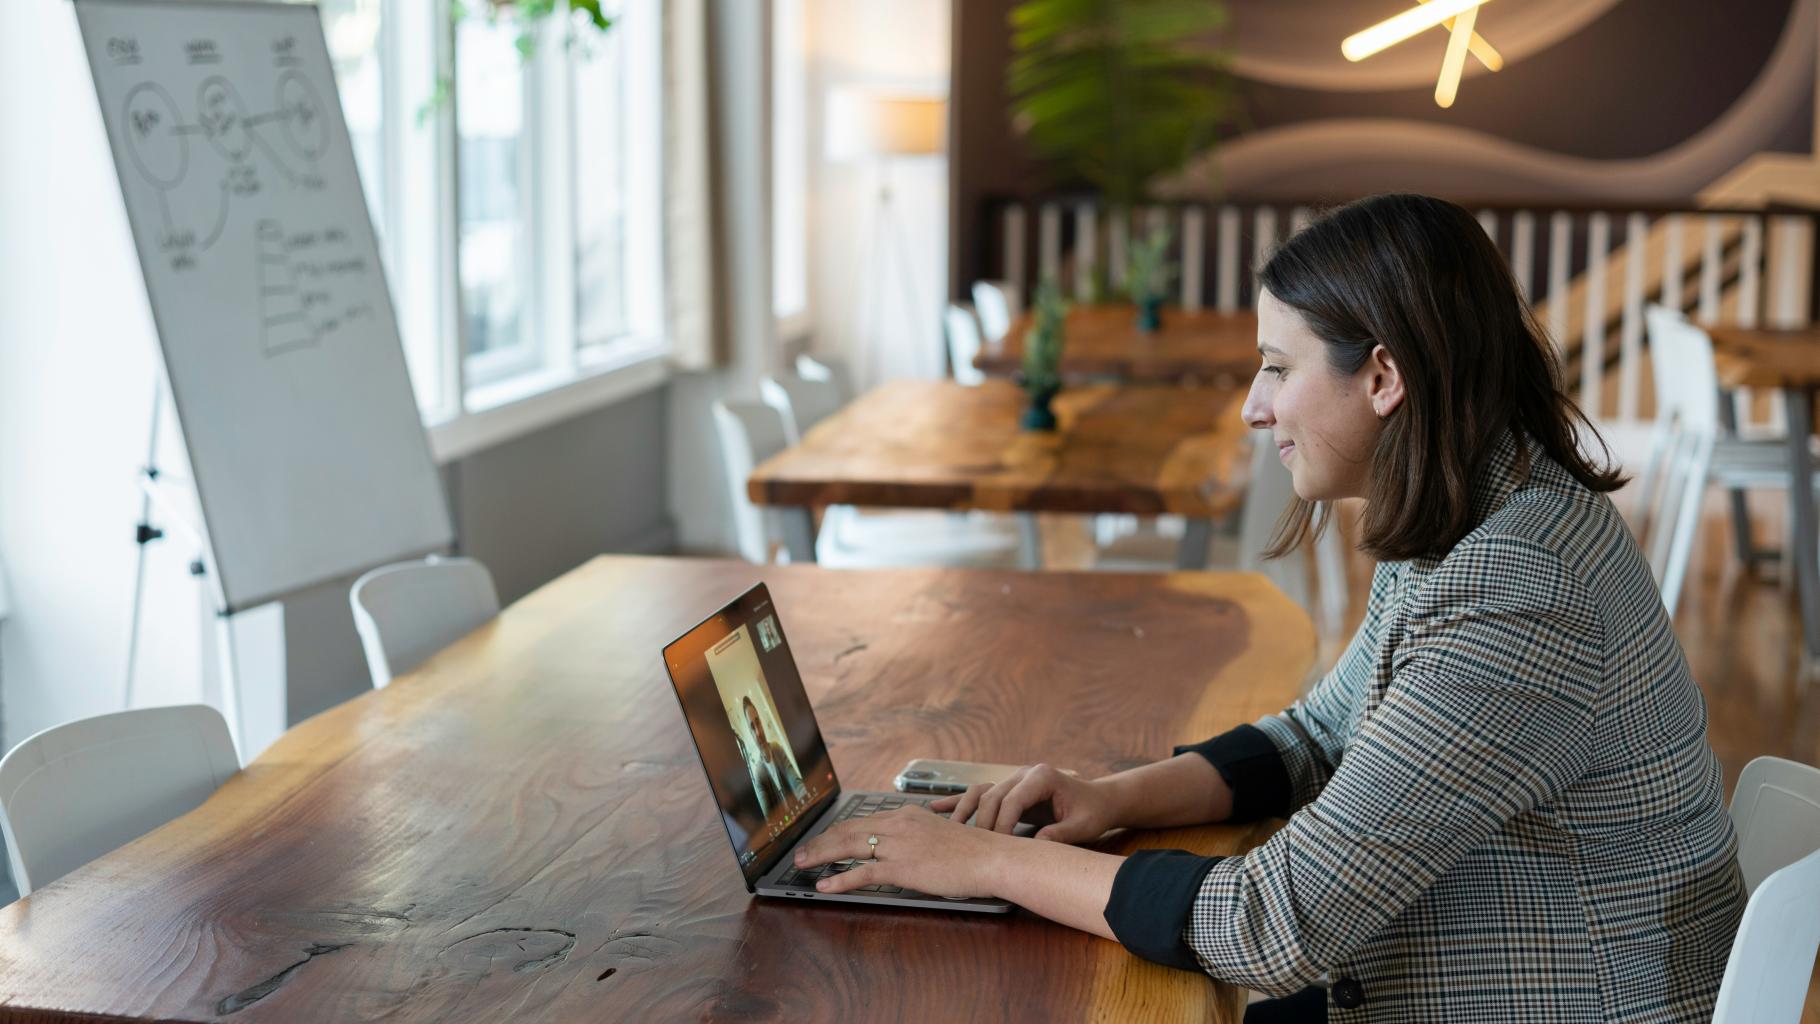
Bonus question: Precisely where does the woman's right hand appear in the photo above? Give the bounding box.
[929,763,1122,844]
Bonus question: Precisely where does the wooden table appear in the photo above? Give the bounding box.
[0,556,1312,1023]
[1707,325,1820,663]
[747,379,1253,569]
[975,305,1259,384]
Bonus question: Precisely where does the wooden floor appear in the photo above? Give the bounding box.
[1041,485,1820,1018]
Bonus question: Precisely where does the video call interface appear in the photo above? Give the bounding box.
[663,586,836,877]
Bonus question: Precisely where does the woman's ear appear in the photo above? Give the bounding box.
[1368,344,1406,419]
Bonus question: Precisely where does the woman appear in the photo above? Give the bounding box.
[794,194,1745,1021]
[744,694,807,816]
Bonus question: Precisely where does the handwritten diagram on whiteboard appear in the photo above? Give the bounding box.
[76,0,452,614]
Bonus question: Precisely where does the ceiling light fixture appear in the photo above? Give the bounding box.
[1342,0,1503,108]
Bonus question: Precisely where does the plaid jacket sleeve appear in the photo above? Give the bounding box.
[1178,534,1601,992]
[1174,562,1400,821]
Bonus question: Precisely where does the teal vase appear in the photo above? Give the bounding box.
[1021,387,1059,431]
[1137,296,1163,333]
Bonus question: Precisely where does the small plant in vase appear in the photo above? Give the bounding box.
[1019,277,1068,431]
[1126,224,1175,333]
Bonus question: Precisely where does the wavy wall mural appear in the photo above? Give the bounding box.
[951,0,1819,287]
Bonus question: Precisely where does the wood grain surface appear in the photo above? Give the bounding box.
[1706,325,1820,391]
[976,306,1260,385]
[747,379,1254,517]
[0,556,1313,1023]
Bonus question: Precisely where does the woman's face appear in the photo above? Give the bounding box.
[1241,289,1403,501]
[745,703,767,745]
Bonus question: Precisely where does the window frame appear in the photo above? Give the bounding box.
[324,0,670,459]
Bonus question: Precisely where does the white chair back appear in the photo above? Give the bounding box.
[0,705,239,895]
[945,304,987,386]
[795,353,855,404]
[349,556,499,689]
[1730,755,1820,894]
[1712,756,1820,1023]
[713,400,792,564]
[1637,307,1719,617]
[1236,434,1348,633]
[971,280,1020,342]
[760,372,845,444]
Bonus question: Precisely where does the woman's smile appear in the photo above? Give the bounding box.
[1277,439,1296,462]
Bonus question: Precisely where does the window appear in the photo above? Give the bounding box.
[455,14,532,380]
[319,0,666,447]
[771,0,810,337]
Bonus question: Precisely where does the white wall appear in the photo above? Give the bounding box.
[805,0,951,388]
[0,0,226,752]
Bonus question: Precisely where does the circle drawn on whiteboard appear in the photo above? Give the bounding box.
[275,71,328,160]
[123,82,189,189]
[196,75,254,162]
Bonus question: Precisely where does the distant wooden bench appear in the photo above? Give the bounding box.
[748,379,1254,569]
[976,305,1261,385]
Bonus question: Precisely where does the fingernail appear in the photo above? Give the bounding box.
[794,851,805,864]
[816,879,830,890]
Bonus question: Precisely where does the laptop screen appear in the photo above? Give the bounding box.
[661,583,838,887]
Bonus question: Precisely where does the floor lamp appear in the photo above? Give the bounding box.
[827,89,946,387]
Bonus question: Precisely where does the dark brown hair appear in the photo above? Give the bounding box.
[1259,193,1624,562]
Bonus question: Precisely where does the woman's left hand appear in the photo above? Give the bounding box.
[791,805,1015,899]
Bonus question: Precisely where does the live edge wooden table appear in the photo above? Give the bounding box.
[748,379,1253,570]
[976,306,1260,385]
[1706,325,1820,664]
[0,556,1311,1023]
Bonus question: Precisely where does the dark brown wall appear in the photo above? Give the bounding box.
[950,0,1815,296]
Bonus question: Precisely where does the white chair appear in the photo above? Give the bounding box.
[945,303,988,386]
[1235,433,1350,635]
[1086,436,1349,633]
[714,400,796,564]
[972,279,1021,343]
[0,705,239,896]
[760,372,845,446]
[349,556,500,689]
[1635,307,1819,617]
[1711,756,1820,1023]
[795,353,855,405]
[713,399,1024,569]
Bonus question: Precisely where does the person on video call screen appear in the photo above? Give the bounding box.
[706,624,807,821]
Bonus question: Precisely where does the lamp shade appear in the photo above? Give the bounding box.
[825,89,946,161]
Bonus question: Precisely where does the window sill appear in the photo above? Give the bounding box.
[426,342,670,463]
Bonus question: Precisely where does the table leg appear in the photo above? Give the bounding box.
[1177,518,1213,570]
[1784,385,1820,662]
[780,507,818,564]
[1715,387,1760,568]
[1016,513,1042,570]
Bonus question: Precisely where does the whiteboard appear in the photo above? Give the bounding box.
[75,0,453,613]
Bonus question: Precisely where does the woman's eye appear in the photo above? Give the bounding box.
[1262,365,1287,379]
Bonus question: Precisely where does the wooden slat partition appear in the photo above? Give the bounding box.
[978,196,1820,430]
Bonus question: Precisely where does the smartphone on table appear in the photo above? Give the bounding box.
[893,759,1076,795]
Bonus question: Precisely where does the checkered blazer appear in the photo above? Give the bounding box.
[1105,431,1745,1021]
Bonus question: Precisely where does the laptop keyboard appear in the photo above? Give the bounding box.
[773,792,940,897]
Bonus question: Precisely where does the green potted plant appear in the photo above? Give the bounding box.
[1125,224,1175,332]
[1007,0,1234,208]
[1018,276,1068,431]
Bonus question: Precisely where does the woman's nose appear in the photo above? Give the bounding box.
[1241,378,1274,430]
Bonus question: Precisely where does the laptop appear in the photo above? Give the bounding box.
[661,582,1013,913]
